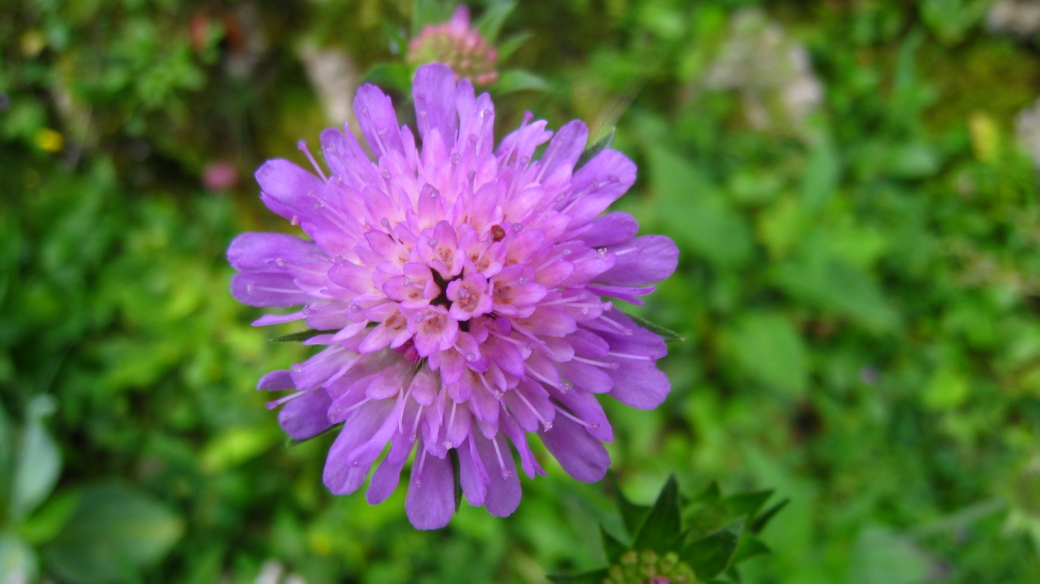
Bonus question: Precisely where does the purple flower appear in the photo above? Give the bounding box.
[229,64,678,529]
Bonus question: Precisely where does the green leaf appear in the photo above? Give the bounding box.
[269,329,337,343]
[44,483,184,584]
[633,475,683,552]
[475,1,517,42]
[601,526,628,564]
[493,70,549,94]
[771,254,899,333]
[11,395,61,521]
[922,367,969,411]
[575,127,616,171]
[411,0,453,36]
[623,311,685,343]
[726,312,808,397]
[647,147,753,268]
[450,448,462,512]
[750,498,789,534]
[18,489,81,546]
[610,473,652,538]
[496,32,532,61]
[845,526,931,584]
[381,23,407,55]
[546,568,611,583]
[695,481,722,504]
[0,401,11,506]
[363,63,413,94]
[0,532,37,584]
[800,135,840,211]
[732,535,771,563]
[723,489,774,520]
[200,426,278,473]
[683,518,745,580]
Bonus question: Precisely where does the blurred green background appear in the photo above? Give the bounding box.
[4,0,1040,582]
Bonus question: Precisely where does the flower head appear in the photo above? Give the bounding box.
[229,64,678,529]
[408,7,499,87]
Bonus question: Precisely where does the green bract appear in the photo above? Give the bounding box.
[548,475,785,584]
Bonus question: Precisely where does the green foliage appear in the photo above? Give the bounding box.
[3,0,1040,582]
[551,476,783,583]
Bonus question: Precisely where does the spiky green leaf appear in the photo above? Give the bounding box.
[623,312,685,343]
[575,128,617,171]
[610,473,652,538]
[633,475,683,552]
[683,518,745,580]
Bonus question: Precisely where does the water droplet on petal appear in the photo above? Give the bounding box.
[291,363,303,374]
[428,239,438,248]
[465,353,476,362]
[349,303,360,312]
[518,276,527,285]
[246,283,256,293]
[381,170,391,180]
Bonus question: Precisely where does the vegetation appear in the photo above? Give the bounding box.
[3,0,1040,582]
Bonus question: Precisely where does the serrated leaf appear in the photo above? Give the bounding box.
[750,498,788,534]
[683,518,744,580]
[493,70,549,94]
[610,473,652,538]
[44,483,184,584]
[623,311,685,343]
[11,395,61,521]
[724,489,774,519]
[575,128,616,171]
[475,0,516,42]
[496,32,532,61]
[633,475,683,552]
[269,329,337,343]
[546,568,611,583]
[601,526,628,564]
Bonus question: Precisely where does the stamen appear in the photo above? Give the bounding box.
[553,404,591,428]
[607,351,653,361]
[264,387,315,410]
[415,449,428,487]
[514,389,552,431]
[491,437,511,479]
[297,140,328,182]
[572,356,620,370]
[525,364,561,389]
[410,405,424,440]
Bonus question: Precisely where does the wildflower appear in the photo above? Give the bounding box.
[229,64,678,529]
[408,7,499,87]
